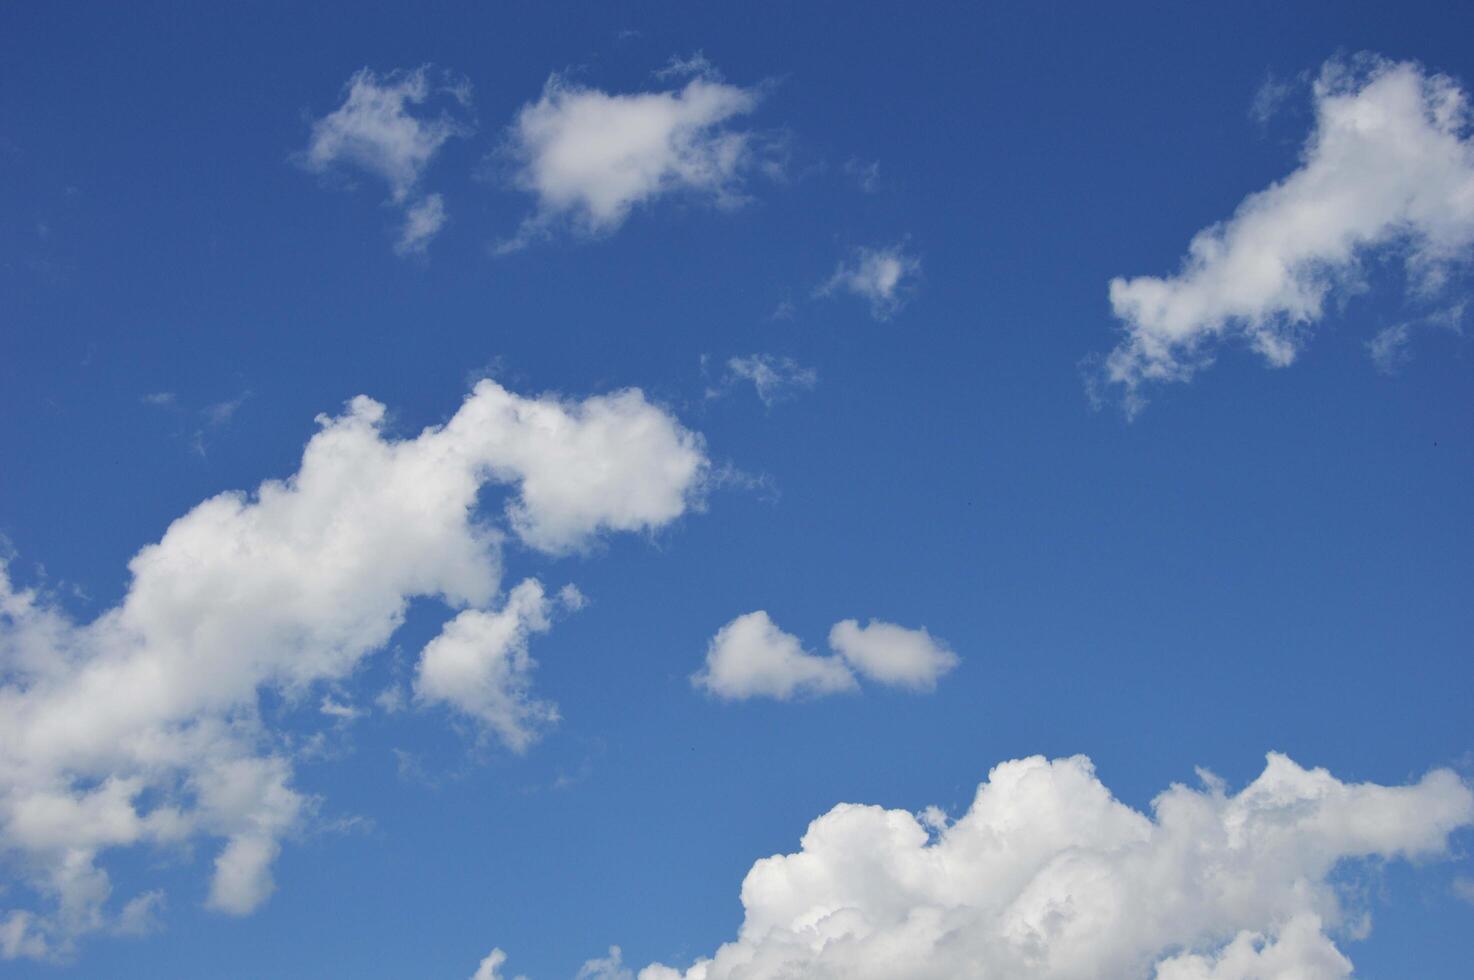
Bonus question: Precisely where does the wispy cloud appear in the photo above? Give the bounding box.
[817,242,922,320]
[707,353,817,407]
[302,66,472,256]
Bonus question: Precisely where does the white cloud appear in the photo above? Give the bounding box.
[638,753,1474,979]
[694,613,959,701]
[1365,323,1413,374]
[498,66,763,249]
[0,379,706,959]
[472,947,527,980]
[1365,303,1466,374]
[396,192,448,255]
[578,946,635,980]
[414,579,563,751]
[712,354,817,407]
[692,612,857,701]
[303,67,471,255]
[817,244,921,320]
[827,619,958,691]
[1099,57,1474,413]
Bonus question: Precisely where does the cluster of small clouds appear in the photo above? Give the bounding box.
[472,945,635,980]
[693,611,958,701]
[1096,56,1474,414]
[301,61,920,323]
[0,380,707,959]
[302,66,473,255]
[631,753,1473,979]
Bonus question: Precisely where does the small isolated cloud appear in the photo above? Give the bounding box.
[844,158,881,193]
[201,392,248,428]
[1454,876,1474,906]
[817,243,921,320]
[827,618,958,691]
[1366,323,1413,374]
[710,354,817,406]
[395,192,447,256]
[693,612,957,701]
[497,62,767,250]
[303,66,472,256]
[1094,56,1474,415]
[140,392,175,407]
[318,696,361,722]
[192,391,250,457]
[578,946,635,980]
[1366,303,1465,374]
[1249,72,1297,126]
[470,947,523,980]
[693,612,857,701]
[637,753,1474,979]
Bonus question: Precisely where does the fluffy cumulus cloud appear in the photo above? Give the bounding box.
[827,619,958,691]
[0,380,706,960]
[693,612,856,701]
[498,61,765,250]
[1099,56,1474,412]
[638,753,1474,979]
[817,244,922,320]
[693,613,956,701]
[709,354,817,407]
[303,66,472,255]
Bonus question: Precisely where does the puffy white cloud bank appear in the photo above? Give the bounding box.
[1099,56,1474,412]
[693,612,956,701]
[817,244,922,320]
[0,380,707,960]
[303,66,472,255]
[498,63,764,250]
[638,753,1474,980]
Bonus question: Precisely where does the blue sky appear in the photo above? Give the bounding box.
[3,2,1473,977]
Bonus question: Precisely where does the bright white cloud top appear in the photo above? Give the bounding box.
[1100,57,1474,411]
[694,612,956,700]
[498,64,764,249]
[818,243,922,319]
[303,66,472,255]
[637,753,1474,980]
[0,380,706,960]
